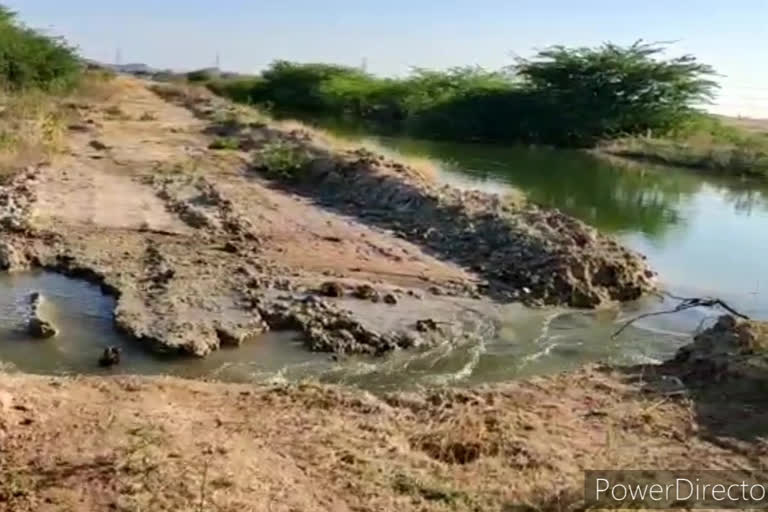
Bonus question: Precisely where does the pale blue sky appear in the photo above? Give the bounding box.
[7,0,768,116]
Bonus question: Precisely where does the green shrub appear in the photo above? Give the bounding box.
[186,69,215,83]
[256,141,312,178]
[0,5,81,91]
[208,137,241,150]
[210,42,717,148]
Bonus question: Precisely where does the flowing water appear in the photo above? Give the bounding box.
[2,135,767,391]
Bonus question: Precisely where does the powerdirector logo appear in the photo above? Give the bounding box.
[585,470,768,509]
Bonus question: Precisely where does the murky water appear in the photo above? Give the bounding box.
[3,134,766,391]
[0,270,694,390]
[0,271,333,381]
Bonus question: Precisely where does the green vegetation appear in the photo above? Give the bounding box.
[0,3,88,179]
[255,140,312,179]
[186,68,217,83]
[208,136,241,151]
[209,42,717,148]
[0,5,81,91]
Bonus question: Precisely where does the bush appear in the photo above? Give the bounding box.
[256,141,312,179]
[0,6,81,91]
[208,137,241,150]
[514,41,717,145]
[187,69,216,83]
[210,42,717,148]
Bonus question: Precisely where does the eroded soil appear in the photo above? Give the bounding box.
[0,77,654,358]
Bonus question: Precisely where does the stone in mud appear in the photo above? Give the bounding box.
[257,297,417,356]
[99,347,122,367]
[416,319,439,332]
[28,318,58,339]
[353,284,380,302]
[319,281,344,298]
[383,293,398,305]
[0,241,24,271]
[27,292,58,339]
[89,140,109,151]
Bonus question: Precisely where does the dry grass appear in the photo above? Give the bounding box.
[0,91,65,181]
[601,117,768,179]
[0,367,762,512]
[0,71,126,183]
[269,117,440,182]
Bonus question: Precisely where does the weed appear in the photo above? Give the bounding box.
[0,89,67,179]
[256,140,312,179]
[392,473,471,506]
[208,137,241,151]
[0,469,32,503]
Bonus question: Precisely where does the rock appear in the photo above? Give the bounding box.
[0,241,24,271]
[319,281,344,298]
[222,241,239,254]
[383,293,398,305]
[89,140,109,151]
[28,318,58,339]
[99,347,122,367]
[27,292,58,339]
[428,286,443,296]
[416,319,439,332]
[353,284,380,302]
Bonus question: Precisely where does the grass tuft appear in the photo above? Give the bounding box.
[208,137,241,151]
[255,140,312,179]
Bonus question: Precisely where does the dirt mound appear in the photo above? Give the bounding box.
[666,315,768,384]
[297,148,656,307]
[168,89,656,308]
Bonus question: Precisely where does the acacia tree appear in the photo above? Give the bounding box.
[514,41,718,145]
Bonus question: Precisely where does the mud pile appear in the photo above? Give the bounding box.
[666,315,768,384]
[164,89,657,308]
[299,148,656,307]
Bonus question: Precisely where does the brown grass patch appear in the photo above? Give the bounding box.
[0,71,126,183]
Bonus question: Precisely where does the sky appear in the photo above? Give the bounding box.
[7,0,768,117]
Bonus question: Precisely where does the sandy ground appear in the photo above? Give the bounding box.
[1,354,766,512]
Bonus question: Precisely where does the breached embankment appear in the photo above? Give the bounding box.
[1,78,653,359]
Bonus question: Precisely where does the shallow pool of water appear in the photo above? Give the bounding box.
[0,270,713,392]
[0,271,334,381]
